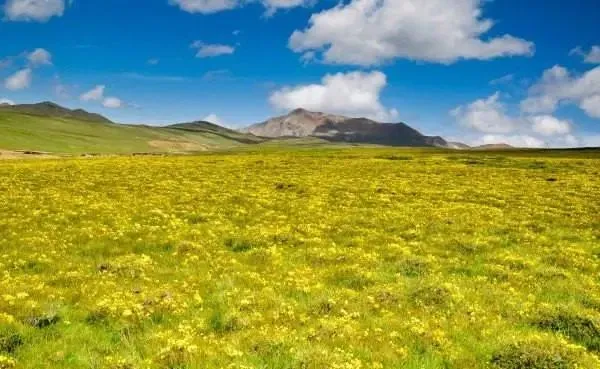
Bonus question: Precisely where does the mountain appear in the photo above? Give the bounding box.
[244,109,449,147]
[0,102,461,154]
[0,101,113,123]
[0,103,261,154]
[243,108,348,137]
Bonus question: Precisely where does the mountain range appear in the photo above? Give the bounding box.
[244,108,451,148]
[0,101,515,154]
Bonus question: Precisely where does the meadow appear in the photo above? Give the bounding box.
[1,148,600,369]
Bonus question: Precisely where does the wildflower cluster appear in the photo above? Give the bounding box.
[0,148,599,368]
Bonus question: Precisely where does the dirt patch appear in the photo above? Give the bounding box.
[148,140,208,151]
[0,150,57,159]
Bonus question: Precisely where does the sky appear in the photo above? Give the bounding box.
[0,0,599,147]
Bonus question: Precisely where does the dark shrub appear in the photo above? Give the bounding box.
[534,312,600,352]
[491,342,578,369]
[328,269,374,290]
[208,309,240,334]
[26,313,60,328]
[412,286,451,307]
[224,237,256,253]
[0,327,23,353]
[396,258,429,277]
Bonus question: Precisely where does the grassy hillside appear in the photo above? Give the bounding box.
[1,148,599,368]
[0,111,259,154]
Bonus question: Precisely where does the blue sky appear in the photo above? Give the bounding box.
[1,0,599,147]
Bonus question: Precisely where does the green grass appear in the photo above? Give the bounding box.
[1,148,600,369]
[0,111,255,154]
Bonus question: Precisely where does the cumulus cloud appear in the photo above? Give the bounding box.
[521,65,600,118]
[580,95,600,118]
[570,46,600,64]
[451,93,576,148]
[80,85,106,102]
[269,70,398,121]
[169,0,311,15]
[529,115,572,136]
[102,97,123,109]
[4,68,32,90]
[0,98,15,105]
[80,85,124,109]
[27,48,52,66]
[451,93,519,133]
[191,41,235,58]
[289,0,534,66]
[3,0,65,22]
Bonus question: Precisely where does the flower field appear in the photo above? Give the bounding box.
[1,148,600,369]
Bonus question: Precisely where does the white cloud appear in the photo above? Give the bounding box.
[4,0,65,22]
[478,134,545,148]
[570,46,600,64]
[580,95,600,118]
[451,93,577,148]
[521,65,600,118]
[489,74,514,86]
[0,98,15,105]
[4,68,32,90]
[120,72,187,82]
[169,0,239,14]
[191,41,235,58]
[581,135,600,147]
[269,70,398,121]
[147,58,160,65]
[169,0,311,15]
[203,113,222,125]
[80,85,125,109]
[27,48,52,66]
[289,0,534,66]
[262,0,311,16]
[451,92,518,133]
[102,97,123,109]
[529,115,571,136]
[80,85,106,102]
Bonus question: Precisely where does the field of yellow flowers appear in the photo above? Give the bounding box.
[1,148,600,369]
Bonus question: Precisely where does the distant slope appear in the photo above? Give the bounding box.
[168,121,264,144]
[0,109,258,154]
[475,144,515,150]
[447,141,471,150]
[0,101,113,123]
[244,109,449,148]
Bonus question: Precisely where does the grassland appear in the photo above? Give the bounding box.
[0,111,259,154]
[1,148,600,369]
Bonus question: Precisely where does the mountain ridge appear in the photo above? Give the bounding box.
[244,109,452,148]
[0,101,113,123]
[0,102,481,153]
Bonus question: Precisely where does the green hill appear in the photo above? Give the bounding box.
[0,103,263,154]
